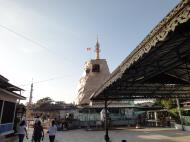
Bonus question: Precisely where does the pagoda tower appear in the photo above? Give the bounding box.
[76,40,110,105]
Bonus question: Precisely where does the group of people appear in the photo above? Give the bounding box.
[18,119,57,142]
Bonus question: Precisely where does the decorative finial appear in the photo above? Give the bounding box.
[95,38,100,59]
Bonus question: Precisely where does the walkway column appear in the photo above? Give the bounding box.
[0,101,4,123]
[12,102,17,129]
[154,112,158,127]
[176,98,184,131]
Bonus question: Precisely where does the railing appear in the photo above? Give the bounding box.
[77,113,136,127]
[78,113,134,121]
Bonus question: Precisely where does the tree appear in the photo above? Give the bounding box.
[161,99,173,109]
[154,99,181,124]
[154,99,173,109]
[34,97,54,111]
[36,97,54,105]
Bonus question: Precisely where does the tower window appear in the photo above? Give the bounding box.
[85,68,90,74]
[92,64,100,72]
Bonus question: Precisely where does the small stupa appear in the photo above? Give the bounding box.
[76,40,110,105]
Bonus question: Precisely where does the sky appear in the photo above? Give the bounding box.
[0,0,180,103]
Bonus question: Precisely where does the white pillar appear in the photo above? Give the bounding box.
[176,98,184,130]
[0,101,4,123]
[154,111,158,127]
[12,102,17,129]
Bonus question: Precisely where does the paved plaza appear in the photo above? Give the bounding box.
[9,128,190,142]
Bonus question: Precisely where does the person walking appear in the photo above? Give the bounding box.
[18,120,28,142]
[47,120,57,142]
[33,121,44,142]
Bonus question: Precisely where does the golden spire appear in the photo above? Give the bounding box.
[95,38,100,59]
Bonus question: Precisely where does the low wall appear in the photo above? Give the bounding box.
[0,123,13,136]
[0,135,18,142]
[175,123,190,132]
[79,120,136,128]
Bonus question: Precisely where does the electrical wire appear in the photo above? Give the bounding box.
[0,24,73,63]
[19,75,72,87]
[0,24,81,94]
[0,24,54,53]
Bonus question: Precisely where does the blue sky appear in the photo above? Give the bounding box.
[0,0,180,103]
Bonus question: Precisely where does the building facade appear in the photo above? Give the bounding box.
[0,75,25,137]
[76,40,110,105]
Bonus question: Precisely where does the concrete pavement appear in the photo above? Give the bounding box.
[9,128,190,142]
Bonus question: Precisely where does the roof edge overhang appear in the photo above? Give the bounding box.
[6,82,24,91]
[0,74,9,82]
[0,87,26,100]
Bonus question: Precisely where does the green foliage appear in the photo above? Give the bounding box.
[161,99,173,109]
[34,97,54,110]
[182,110,190,116]
[154,99,190,125]
[154,99,174,109]
[182,116,190,125]
[154,99,181,124]
[36,97,54,105]
[168,108,181,124]
[153,99,161,106]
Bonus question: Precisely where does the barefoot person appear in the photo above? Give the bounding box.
[18,120,28,142]
[47,120,57,142]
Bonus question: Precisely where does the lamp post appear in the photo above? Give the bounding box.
[104,98,110,142]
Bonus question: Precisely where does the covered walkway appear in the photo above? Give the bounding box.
[91,0,190,142]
